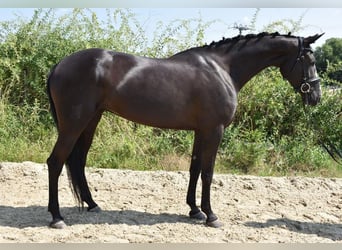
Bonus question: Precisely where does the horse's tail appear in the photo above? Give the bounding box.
[47,64,59,129]
[65,140,84,209]
[47,63,84,208]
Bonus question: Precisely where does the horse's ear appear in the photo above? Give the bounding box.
[304,33,325,44]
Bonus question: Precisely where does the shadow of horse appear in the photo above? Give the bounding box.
[245,218,342,241]
[0,205,200,229]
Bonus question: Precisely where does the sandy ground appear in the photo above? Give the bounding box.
[0,161,341,243]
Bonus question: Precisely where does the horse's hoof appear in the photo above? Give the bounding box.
[49,219,67,229]
[88,205,101,213]
[206,219,224,228]
[189,211,206,221]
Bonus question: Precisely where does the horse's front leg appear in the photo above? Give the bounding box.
[199,125,224,228]
[186,132,206,220]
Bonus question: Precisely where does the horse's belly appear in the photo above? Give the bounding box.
[104,91,196,129]
[111,105,195,129]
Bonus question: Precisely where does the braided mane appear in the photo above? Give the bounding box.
[204,32,296,48]
[171,32,298,58]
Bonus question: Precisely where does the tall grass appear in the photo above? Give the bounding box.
[0,9,341,177]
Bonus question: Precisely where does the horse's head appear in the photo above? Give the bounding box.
[280,34,324,106]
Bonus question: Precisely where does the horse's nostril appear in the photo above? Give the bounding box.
[310,96,321,106]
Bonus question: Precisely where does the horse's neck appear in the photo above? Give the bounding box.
[219,38,296,91]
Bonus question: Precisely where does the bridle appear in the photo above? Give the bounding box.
[291,37,321,94]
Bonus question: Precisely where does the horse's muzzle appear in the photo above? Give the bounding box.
[299,78,321,106]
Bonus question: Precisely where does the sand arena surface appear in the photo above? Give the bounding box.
[0,161,341,242]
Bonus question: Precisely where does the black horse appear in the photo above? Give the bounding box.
[46,32,323,229]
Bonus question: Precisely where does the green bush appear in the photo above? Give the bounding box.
[218,69,341,176]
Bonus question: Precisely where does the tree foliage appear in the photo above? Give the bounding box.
[314,38,342,86]
[315,38,342,70]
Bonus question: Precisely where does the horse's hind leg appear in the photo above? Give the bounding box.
[65,112,102,212]
[47,133,81,229]
[47,108,102,228]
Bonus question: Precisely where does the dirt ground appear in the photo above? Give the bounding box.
[0,161,341,243]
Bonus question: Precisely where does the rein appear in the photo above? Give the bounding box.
[299,99,342,165]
